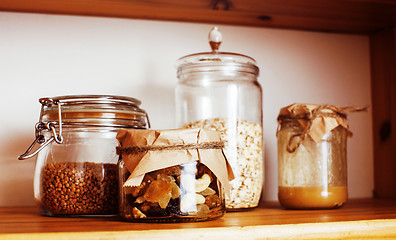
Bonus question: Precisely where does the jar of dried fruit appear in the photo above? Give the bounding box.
[116,128,234,222]
[19,95,149,216]
[175,27,264,210]
[276,103,365,209]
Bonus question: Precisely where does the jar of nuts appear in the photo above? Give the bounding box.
[175,27,264,210]
[19,95,149,216]
[116,128,234,222]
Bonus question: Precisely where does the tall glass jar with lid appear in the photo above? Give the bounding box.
[19,95,149,216]
[175,27,264,210]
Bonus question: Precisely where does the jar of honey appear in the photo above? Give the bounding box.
[19,95,149,216]
[276,104,355,209]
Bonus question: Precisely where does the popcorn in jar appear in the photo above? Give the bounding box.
[175,27,264,210]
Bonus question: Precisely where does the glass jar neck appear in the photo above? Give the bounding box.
[42,109,148,129]
[177,62,258,82]
[40,95,149,129]
[177,65,258,85]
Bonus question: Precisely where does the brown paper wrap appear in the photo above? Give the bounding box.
[277,103,367,153]
[116,128,234,195]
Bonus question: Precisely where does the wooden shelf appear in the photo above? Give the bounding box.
[0,2,395,238]
[0,0,396,34]
[1,199,396,239]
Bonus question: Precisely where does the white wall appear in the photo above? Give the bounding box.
[0,12,373,206]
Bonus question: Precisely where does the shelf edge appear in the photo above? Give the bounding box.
[2,219,396,240]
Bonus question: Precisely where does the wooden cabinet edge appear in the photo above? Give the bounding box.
[1,0,396,34]
[370,27,396,199]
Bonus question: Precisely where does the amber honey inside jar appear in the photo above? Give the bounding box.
[278,186,347,209]
[276,104,353,210]
[20,95,149,216]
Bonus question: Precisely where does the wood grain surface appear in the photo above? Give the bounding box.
[1,199,396,239]
[371,28,396,199]
[1,0,396,34]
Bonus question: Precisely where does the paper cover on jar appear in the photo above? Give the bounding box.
[277,103,367,142]
[116,128,234,195]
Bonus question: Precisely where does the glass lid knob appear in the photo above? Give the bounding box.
[209,27,222,52]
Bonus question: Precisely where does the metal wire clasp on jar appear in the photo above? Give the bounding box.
[19,95,150,216]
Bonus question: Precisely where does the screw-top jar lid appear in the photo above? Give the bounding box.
[176,27,259,77]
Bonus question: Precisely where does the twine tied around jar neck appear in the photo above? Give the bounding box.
[116,128,234,195]
[116,141,225,155]
[277,104,367,153]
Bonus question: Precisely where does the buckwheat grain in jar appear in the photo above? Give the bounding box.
[19,95,149,216]
[276,103,365,209]
[175,27,263,210]
[116,128,234,222]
